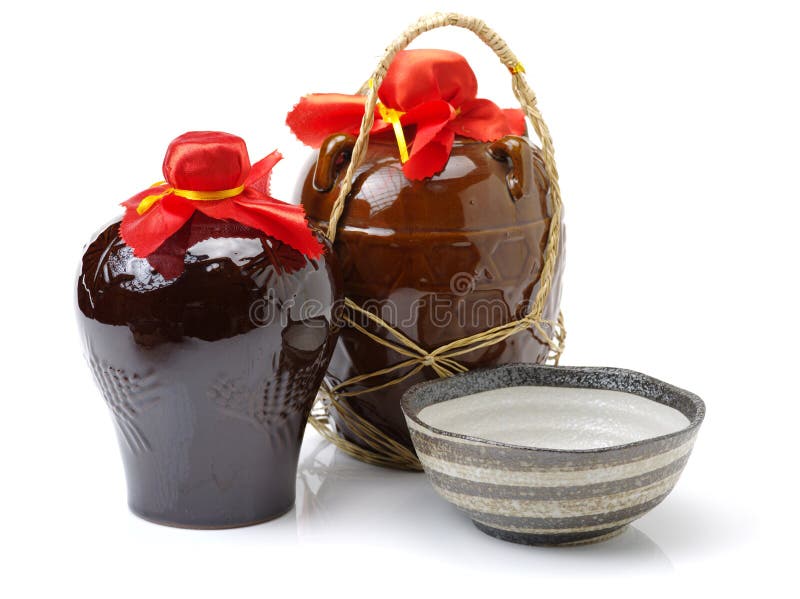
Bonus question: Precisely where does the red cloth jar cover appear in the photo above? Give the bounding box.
[120,131,323,278]
[285,49,526,180]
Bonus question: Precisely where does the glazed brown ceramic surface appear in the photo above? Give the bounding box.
[76,216,342,528]
[299,134,565,452]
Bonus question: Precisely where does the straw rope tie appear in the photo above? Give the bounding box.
[311,12,566,470]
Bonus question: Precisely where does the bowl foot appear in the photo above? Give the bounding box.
[472,520,628,546]
[129,502,295,530]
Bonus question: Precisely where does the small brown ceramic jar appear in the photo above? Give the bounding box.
[77,215,342,528]
[299,133,564,453]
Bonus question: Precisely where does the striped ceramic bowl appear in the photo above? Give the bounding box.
[401,364,705,546]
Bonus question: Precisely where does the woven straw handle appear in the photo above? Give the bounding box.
[325,12,562,322]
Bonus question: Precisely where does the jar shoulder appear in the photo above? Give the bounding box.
[300,136,551,233]
[76,218,341,343]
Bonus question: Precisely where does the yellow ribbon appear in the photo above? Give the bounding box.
[377,103,409,164]
[136,182,246,215]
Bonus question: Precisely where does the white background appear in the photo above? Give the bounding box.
[1,0,798,596]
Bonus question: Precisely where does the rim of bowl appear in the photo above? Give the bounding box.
[400,363,706,455]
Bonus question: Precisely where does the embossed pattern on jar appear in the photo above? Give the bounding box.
[77,218,342,528]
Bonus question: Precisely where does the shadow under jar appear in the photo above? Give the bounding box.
[299,133,565,454]
[76,216,342,528]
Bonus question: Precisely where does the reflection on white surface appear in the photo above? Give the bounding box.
[292,429,675,574]
[98,425,749,586]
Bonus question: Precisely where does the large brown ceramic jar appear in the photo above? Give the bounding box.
[77,216,342,528]
[299,133,564,452]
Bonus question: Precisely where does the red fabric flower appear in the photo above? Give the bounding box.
[286,49,526,180]
[120,131,323,278]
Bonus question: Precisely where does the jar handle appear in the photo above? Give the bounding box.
[313,134,356,193]
[324,12,562,323]
[488,135,533,202]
